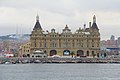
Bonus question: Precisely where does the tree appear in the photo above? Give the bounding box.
[70,51,75,58]
[92,53,96,58]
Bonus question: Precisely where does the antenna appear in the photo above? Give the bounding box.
[16,24,18,36]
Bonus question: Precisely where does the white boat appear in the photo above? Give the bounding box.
[34,60,41,63]
[5,62,11,64]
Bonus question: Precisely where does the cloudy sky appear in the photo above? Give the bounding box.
[0,0,120,40]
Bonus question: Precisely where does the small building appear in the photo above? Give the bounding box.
[19,41,31,57]
[4,51,14,58]
[31,50,47,58]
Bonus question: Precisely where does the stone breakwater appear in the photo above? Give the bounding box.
[0,57,120,64]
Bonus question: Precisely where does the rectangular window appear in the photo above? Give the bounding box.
[59,35,61,37]
[72,43,74,48]
[51,43,53,47]
[34,43,36,47]
[55,44,56,47]
[92,43,94,47]
[59,39,61,48]
[44,34,46,37]
[34,39,36,47]
[81,43,83,47]
[72,39,74,42]
[44,43,46,48]
[40,42,42,47]
[87,43,89,47]
[72,35,74,37]
[97,43,99,47]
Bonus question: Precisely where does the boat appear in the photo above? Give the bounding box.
[34,60,41,63]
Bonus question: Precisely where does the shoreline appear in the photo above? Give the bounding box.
[0,57,120,64]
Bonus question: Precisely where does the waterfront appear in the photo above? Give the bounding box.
[1,57,120,64]
[0,64,120,80]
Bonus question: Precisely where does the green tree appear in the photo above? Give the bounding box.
[70,51,75,58]
[92,53,96,58]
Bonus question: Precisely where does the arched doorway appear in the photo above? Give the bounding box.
[97,53,99,57]
[23,54,27,57]
[77,50,84,56]
[63,50,70,56]
[86,51,89,56]
[44,50,47,53]
[92,51,95,57]
[27,54,30,57]
[50,50,57,56]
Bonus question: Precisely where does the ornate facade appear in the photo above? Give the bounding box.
[30,15,100,57]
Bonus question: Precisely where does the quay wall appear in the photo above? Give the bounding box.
[0,57,120,64]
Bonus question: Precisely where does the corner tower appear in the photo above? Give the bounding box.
[33,15,42,30]
[91,15,99,30]
[90,15,100,57]
[30,15,43,55]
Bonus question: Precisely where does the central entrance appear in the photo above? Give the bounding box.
[50,50,57,56]
[63,50,70,56]
[77,50,84,56]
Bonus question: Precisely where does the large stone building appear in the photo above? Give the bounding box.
[29,15,100,57]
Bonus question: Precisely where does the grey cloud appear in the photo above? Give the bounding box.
[1,0,120,16]
[0,0,120,40]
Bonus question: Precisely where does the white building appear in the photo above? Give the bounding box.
[31,50,47,58]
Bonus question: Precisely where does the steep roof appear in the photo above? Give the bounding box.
[34,21,42,29]
[33,15,42,30]
[91,23,99,30]
[91,15,99,30]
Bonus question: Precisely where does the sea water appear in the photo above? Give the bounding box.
[0,63,120,80]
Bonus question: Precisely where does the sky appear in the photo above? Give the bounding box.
[0,0,120,40]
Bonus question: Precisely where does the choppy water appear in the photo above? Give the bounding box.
[0,63,120,80]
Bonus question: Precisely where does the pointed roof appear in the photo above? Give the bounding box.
[63,25,71,31]
[33,15,42,30]
[92,23,98,29]
[91,15,99,30]
[65,24,68,29]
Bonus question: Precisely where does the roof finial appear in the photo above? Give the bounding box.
[36,14,39,22]
[93,15,96,23]
[65,24,68,28]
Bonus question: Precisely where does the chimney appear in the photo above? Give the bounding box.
[89,22,91,28]
[84,24,86,29]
